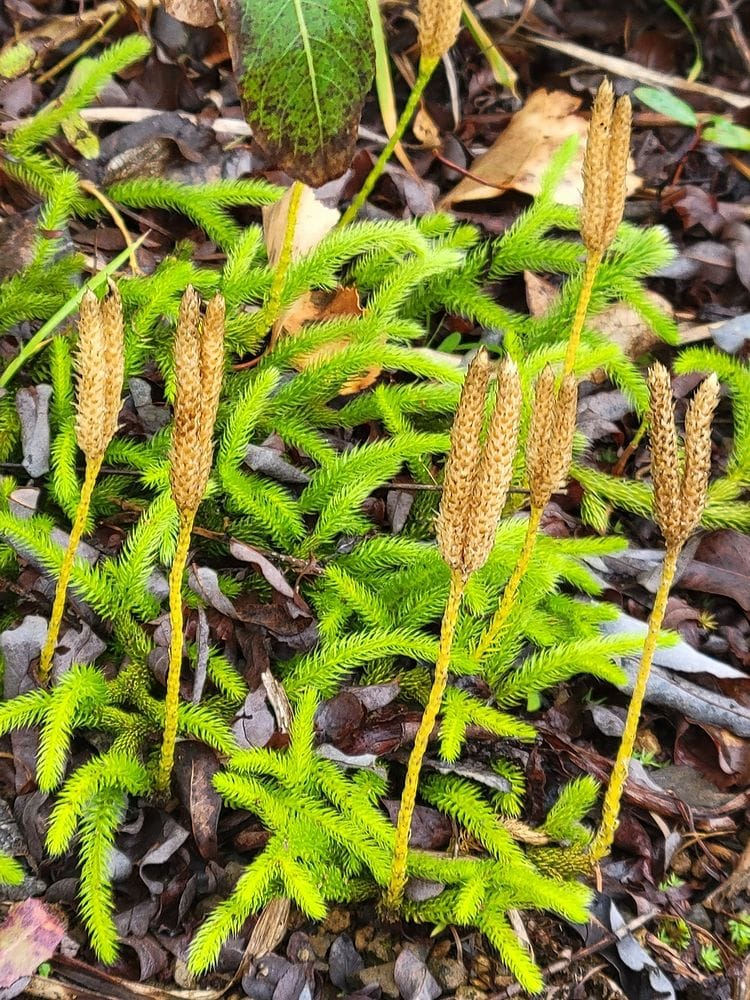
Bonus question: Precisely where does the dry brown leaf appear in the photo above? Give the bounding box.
[282,285,362,337]
[440,89,640,208]
[263,186,377,391]
[286,286,381,394]
[163,0,218,26]
[594,293,675,361]
[524,272,559,317]
[263,184,339,342]
[413,108,442,149]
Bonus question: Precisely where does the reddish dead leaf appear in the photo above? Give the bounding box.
[316,692,365,742]
[662,185,748,234]
[174,743,222,860]
[383,801,451,850]
[230,538,295,598]
[726,221,750,293]
[674,719,750,790]
[0,898,65,988]
[681,531,750,613]
[670,241,736,285]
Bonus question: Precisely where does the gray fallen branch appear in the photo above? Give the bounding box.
[603,613,750,737]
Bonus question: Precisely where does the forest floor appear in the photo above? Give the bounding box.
[1,1,750,998]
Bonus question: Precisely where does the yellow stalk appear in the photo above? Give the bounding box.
[472,504,542,663]
[386,567,464,908]
[267,179,304,343]
[590,544,679,861]
[562,250,601,377]
[156,508,196,794]
[38,455,103,684]
[339,57,438,228]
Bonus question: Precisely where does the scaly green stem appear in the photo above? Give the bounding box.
[339,56,439,228]
[156,508,196,793]
[472,505,543,664]
[590,543,680,861]
[563,250,602,377]
[386,567,464,910]
[39,454,103,684]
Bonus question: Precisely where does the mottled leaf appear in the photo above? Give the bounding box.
[219,0,375,186]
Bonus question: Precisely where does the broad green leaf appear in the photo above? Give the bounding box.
[703,117,750,152]
[220,0,375,187]
[634,86,698,127]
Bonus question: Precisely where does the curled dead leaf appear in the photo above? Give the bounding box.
[441,88,640,208]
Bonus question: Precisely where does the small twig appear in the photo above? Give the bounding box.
[611,417,647,477]
[489,909,659,999]
[79,179,142,275]
[524,33,750,109]
[36,8,123,86]
[432,149,513,190]
[714,0,750,75]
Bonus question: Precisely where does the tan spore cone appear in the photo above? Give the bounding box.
[170,287,226,515]
[462,360,522,576]
[419,0,462,63]
[75,287,124,461]
[648,363,719,548]
[436,349,491,573]
[436,349,521,579]
[581,80,631,256]
[526,367,578,509]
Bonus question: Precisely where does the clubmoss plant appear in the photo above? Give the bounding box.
[386,350,521,909]
[1,48,747,989]
[0,852,24,886]
[565,79,631,375]
[591,365,719,860]
[157,287,225,793]
[38,288,124,683]
[472,367,577,665]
